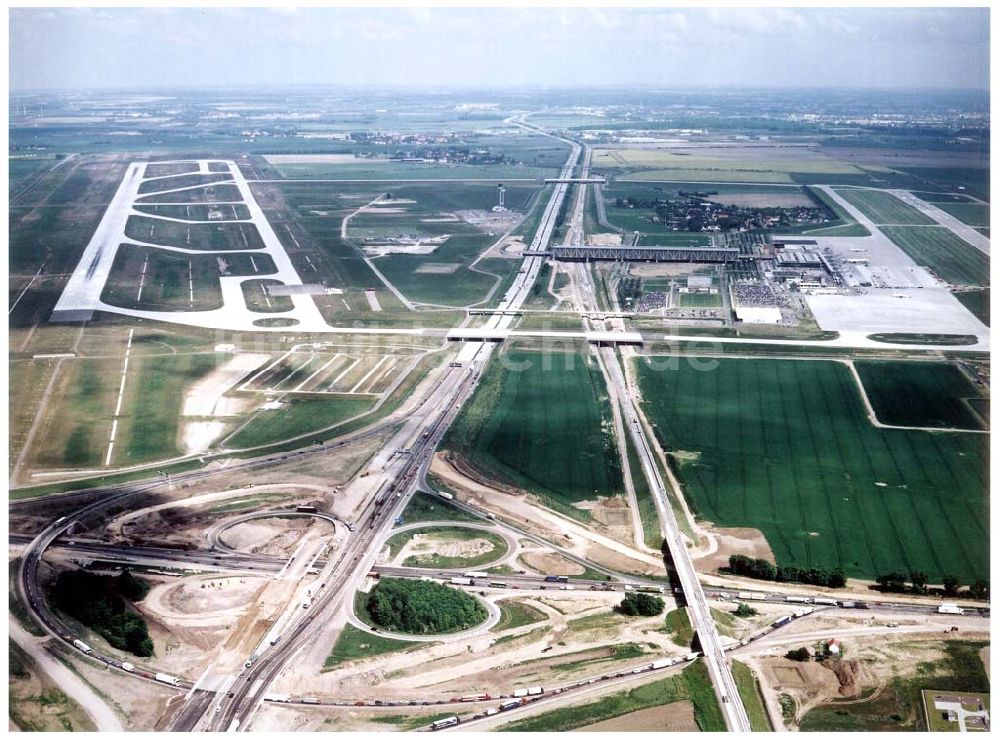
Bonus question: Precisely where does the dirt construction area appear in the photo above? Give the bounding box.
[430,453,665,576]
[692,525,776,573]
[392,531,500,566]
[142,575,268,627]
[270,590,683,704]
[220,516,335,558]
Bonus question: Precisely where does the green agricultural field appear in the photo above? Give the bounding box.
[936,202,990,228]
[955,289,989,326]
[678,292,722,308]
[269,160,554,181]
[384,526,508,569]
[834,189,934,225]
[500,660,724,732]
[594,147,871,185]
[443,346,622,517]
[125,215,264,251]
[635,357,988,582]
[880,225,989,286]
[854,361,987,431]
[224,395,374,449]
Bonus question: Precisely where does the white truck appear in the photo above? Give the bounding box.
[938,603,964,615]
[120,662,135,673]
[450,577,473,586]
[72,639,92,654]
[155,673,181,687]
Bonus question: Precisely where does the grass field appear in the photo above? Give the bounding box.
[125,215,264,251]
[101,245,223,311]
[443,347,622,516]
[799,641,988,731]
[664,607,694,649]
[624,429,663,549]
[115,353,220,464]
[224,395,374,449]
[855,361,987,431]
[499,660,724,732]
[880,225,989,286]
[493,600,548,632]
[399,490,482,525]
[733,661,772,731]
[635,357,988,581]
[134,183,241,204]
[384,526,508,569]
[955,289,989,326]
[324,624,423,669]
[133,203,251,221]
[136,172,232,194]
[935,202,990,228]
[678,292,722,308]
[834,189,935,225]
[241,279,294,313]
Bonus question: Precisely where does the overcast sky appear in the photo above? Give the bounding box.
[9,7,990,91]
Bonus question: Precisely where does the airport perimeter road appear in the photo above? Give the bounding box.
[888,189,990,255]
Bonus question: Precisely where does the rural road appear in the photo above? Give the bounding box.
[9,620,125,732]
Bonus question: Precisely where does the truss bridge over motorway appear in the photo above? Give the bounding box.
[550,245,740,262]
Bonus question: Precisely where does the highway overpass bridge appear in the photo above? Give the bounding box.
[446,327,643,346]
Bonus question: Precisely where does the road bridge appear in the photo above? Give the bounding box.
[446,328,643,345]
[551,245,739,262]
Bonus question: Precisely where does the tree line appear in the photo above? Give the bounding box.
[875,571,988,599]
[727,555,847,589]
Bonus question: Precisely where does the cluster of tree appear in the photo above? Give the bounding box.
[733,603,758,618]
[365,578,486,635]
[51,570,153,657]
[616,276,642,308]
[616,592,665,617]
[876,572,988,600]
[728,555,847,589]
[785,647,812,662]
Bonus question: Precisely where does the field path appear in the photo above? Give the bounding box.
[340,193,416,310]
[10,621,124,732]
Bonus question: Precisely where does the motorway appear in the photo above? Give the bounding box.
[559,138,752,730]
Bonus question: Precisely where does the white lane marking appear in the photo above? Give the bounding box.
[349,355,390,394]
[294,354,340,392]
[105,327,134,466]
[135,251,149,302]
[327,356,360,390]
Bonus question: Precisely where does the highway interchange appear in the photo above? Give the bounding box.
[10,119,990,733]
